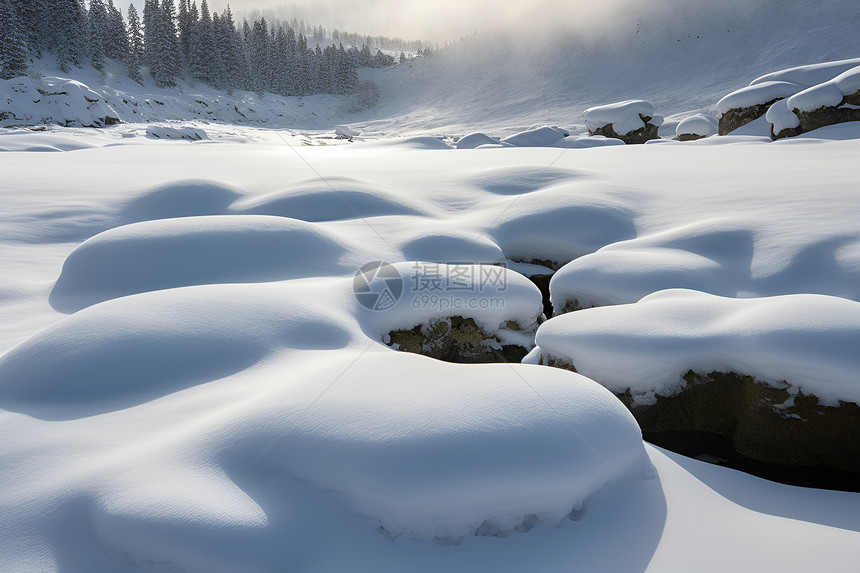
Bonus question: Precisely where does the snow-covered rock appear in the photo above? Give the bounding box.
[716,81,805,135]
[525,289,860,474]
[0,76,120,128]
[146,125,209,140]
[675,114,718,140]
[583,100,662,144]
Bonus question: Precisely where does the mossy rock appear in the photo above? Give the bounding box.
[387,316,530,364]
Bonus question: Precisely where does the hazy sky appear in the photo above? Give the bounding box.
[118,0,599,43]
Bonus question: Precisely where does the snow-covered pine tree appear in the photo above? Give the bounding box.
[150,0,179,87]
[10,0,45,56]
[0,0,30,79]
[190,0,214,84]
[216,6,242,92]
[55,0,88,72]
[105,1,129,62]
[126,4,144,84]
[87,0,108,72]
[177,0,193,68]
[142,0,159,69]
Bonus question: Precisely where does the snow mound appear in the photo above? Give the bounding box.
[0,284,348,419]
[751,57,860,89]
[0,76,120,128]
[785,64,860,113]
[466,166,582,195]
[553,135,627,148]
[488,186,637,265]
[765,98,801,134]
[716,81,806,114]
[525,289,860,406]
[399,231,505,265]
[146,125,209,141]
[233,177,427,221]
[456,132,501,149]
[550,217,860,310]
[120,180,243,223]
[500,126,567,147]
[266,352,649,540]
[357,262,543,342]
[675,114,718,138]
[584,100,662,135]
[366,136,453,150]
[49,215,350,312]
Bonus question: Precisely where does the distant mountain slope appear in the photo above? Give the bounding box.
[358,0,860,136]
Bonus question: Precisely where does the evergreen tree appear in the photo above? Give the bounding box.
[87,0,108,71]
[0,0,29,79]
[190,0,214,83]
[105,1,129,62]
[150,0,179,87]
[126,4,144,84]
[10,0,45,56]
[56,0,87,72]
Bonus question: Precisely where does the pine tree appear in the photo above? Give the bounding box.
[190,0,214,83]
[0,0,30,79]
[105,1,129,62]
[126,4,144,84]
[150,0,179,87]
[10,0,45,56]
[87,0,108,71]
[56,0,88,72]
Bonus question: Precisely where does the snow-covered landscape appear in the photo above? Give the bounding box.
[2,0,859,571]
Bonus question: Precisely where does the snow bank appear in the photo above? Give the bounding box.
[0,76,120,128]
[584,100,661,135]
[49,215,350,312]
[765,98,801,135]
[526,289,860,406]
[675,114,718,138]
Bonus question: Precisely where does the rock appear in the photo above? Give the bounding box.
[387,315,532,364]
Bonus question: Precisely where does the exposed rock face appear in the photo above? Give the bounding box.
[718,98,781,135]
[387,316,532,364]
[538,359,860,490]
[589,114,661,144]
[677,133,705,141]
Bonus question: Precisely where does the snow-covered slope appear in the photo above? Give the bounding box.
[3,1,859,138]
[357,0,860,136]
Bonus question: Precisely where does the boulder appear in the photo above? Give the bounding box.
[583,100,662,144]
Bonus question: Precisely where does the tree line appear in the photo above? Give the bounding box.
[0,0,399,97]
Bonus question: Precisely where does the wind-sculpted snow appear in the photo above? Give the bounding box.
[526,290,860,406]
[3,131,860,572]
[49,215,352,312]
